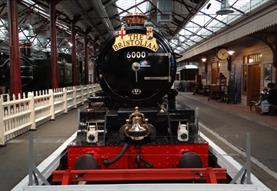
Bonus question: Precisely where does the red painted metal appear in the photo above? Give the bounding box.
[67,144,209,170]
[52,168,227,185]
[49,1,59,89]
[84,32,89,84]
[53,140,228,185]
[7,0,22,95]
[71,20,77,86]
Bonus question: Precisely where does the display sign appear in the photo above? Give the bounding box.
[113,29,159,52]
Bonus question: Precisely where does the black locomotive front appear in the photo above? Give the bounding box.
[77,19,200,145]
[97,26,176,107]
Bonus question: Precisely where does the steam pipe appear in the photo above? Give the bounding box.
[90,0,114,35]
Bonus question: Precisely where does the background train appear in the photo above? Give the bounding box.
[175,66,199,92]
[0,40,85,94]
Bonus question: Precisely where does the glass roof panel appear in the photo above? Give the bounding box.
[171,0,270,53]
[179,29,193,37]
[178,35,185,42]
[191,15,206,26]
[186,21,201,33]
[197,28,213,36]
[116,0,150,18]
[206,19,225,30]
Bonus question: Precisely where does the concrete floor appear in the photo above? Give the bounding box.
[177,93,277,190]
[0,109,78,191]
[1,93,277,190]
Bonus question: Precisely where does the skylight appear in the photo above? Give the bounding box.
[115,0,150,18]
[171,0,271,53]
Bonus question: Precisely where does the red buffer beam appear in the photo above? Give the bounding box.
[52,168,227,185]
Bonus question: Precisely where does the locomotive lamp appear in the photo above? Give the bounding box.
[177,122,189,142]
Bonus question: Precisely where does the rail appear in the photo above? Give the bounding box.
[0,84,101,145]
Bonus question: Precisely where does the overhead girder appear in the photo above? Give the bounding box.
[177,0,229,27]
[16,0,95,49]
[73,0,99,38]
[3,0,210,60]
[111,0,148,20]
[89,0,114,35]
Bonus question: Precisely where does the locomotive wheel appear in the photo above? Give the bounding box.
[179,152,203,168]
[74,154,98,170]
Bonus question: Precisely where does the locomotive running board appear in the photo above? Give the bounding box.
[12,132,270,191]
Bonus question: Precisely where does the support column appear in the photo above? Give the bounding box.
[50,1,59,89]
[273,41,277,83]
[71,20,77,86]
[93,46,97,83]
[273,49,277,83]
[7,0,21,95]
[84,30,90,84]
[93,63,97,83]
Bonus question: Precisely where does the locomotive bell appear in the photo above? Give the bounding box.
[120,107,154,141]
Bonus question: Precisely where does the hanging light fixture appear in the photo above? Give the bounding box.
[227,50,235,56]
[216,0,234,15]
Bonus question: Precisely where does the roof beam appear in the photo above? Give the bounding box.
[111,0,148,20]
[179,2,277,61]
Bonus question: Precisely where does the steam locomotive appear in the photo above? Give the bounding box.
[51,14,227,184]
[0,41,84,93]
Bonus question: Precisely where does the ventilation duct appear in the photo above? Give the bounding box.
[157,0,173,23]
[216,0,234,15]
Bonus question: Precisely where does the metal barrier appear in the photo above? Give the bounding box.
[0,84,101,145]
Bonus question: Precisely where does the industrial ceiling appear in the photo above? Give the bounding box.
[0,0,206,54]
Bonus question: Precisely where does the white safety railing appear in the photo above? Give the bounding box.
[0,84,101,145]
